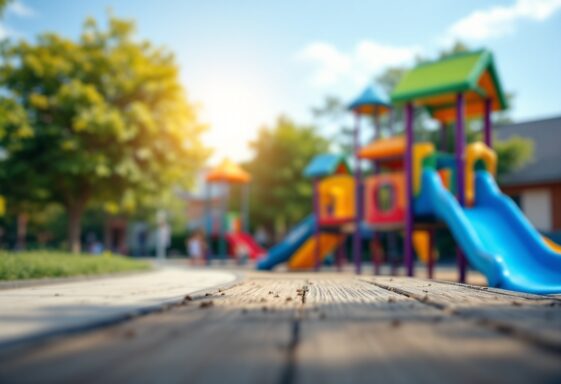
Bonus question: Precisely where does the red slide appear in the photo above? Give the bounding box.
[227,232,266,260]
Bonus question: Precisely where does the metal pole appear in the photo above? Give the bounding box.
[242,183,250,233]
[313,178,321,271]
[484,98,492,148]
[353,112,363,274]
[404,102,414,276]
[456,93,467,283]
[204,181,211,265]
[219,182,229,262]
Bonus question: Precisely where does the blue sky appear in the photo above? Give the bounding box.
[4,0,561,161]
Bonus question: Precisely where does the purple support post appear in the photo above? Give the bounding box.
[440,122,447,152]
[373,107,380,141]
[336,236,343,272]
[372,111,380,173]
[370,110,381,274]
[484,98,493,148]
[404,103,415,277]
[341,236,347,267]
[313,178,321,271]
[389,108,395,135]
[353,112,363,274]
[428,228,435,279]
[389,232,398,276]
[371,234,381,275]
[456,93,467,283]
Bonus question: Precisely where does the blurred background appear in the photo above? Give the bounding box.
[0,0,559,259]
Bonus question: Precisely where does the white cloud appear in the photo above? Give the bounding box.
[296,1,561,100]
[296,41,419,88]
[8,1,35,18]
[447,0,561,42]
[354,41,420,74]
[295,42,352,87]
[0,1,36,39]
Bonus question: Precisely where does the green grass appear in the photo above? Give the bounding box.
[0,251,151,280]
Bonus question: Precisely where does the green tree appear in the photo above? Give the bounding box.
[0,0,11,16]
[244,116,329,234]
[311,95,355,154]
[0,16,208,252]
[494,135,535,177]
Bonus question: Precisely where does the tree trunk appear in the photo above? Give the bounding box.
[67,203,85,254]
[16,212,28,250]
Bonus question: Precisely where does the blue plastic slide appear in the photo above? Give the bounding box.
[257,214,315,270]
[416,169,561,294]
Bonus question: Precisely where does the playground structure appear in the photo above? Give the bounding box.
[204,159,265,262]
[258,49,561,294]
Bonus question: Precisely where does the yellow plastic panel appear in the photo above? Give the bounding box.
[288,234,343,269]
[413,142,435,195]
[318,175,355,222]
[465,142,497,205]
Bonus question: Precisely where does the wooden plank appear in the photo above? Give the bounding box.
[363,276,561,351]
[0,278,302,384]
[296,277,561,384]
[1,274,560,384]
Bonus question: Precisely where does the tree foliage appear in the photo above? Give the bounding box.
[244,116,329,234]
[494,135,535,176]
[0,16,208,251]
[0,0,11,16]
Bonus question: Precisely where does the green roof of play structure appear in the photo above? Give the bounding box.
[391,49,507,109]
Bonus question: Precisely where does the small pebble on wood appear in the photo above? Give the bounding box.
[199,301,214,309]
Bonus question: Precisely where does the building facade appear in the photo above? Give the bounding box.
[496,116,561,234]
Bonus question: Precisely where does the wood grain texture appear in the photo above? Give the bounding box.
[1,273,560,384]
[363,276,561,351]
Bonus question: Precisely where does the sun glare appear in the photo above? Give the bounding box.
[197,72,274,164]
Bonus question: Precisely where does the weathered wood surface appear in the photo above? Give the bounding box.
[363,276,561,351]
[1,273,560,384]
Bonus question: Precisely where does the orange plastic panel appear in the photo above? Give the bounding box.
[358,137,406,160]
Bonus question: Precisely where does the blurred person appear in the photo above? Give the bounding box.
[187,231,205,266]
[255,226,269,247]
[137,225,148,256]
[92,240,104,255]
[235,241,249,265]
[86,231,96,253]
[156,220,170,259]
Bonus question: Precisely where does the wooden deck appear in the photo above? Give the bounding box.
[1,273,560,383]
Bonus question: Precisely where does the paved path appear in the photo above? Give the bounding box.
[0,266,237,346]
[1,273,560,383]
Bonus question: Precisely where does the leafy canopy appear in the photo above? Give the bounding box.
[244,116,329,232]
[0,16,208,213]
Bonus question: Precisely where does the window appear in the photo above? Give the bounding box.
[376,183,395,213]
[509,194,521,208]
